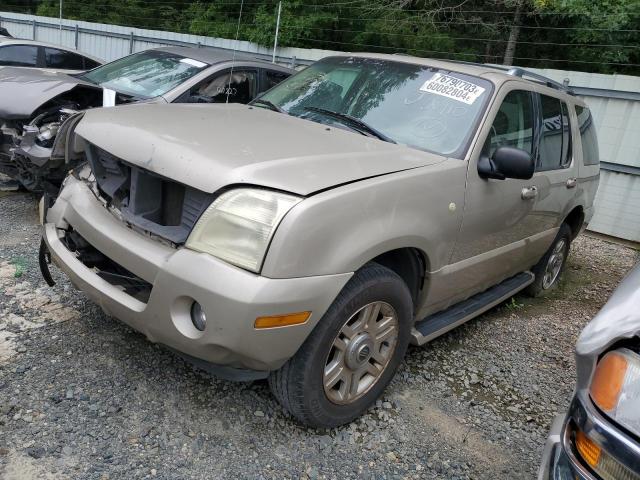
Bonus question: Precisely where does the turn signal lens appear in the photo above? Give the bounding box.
[254,311,311,329]
[574,428,640,480]
[591,351,628,411]
[575,430,601,467]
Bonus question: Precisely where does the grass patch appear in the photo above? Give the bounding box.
[10,257,27,278]
[504,297,525,311]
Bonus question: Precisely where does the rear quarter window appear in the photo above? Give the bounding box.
[575,105,599,166]
[45,48,85,70]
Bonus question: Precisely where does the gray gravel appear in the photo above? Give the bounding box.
[0,191,638,479]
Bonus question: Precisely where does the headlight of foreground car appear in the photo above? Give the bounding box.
[185,188,301,273]
[590,348,640,438]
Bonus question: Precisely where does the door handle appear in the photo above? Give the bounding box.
[566,177,578,189]
[521,186,538,200]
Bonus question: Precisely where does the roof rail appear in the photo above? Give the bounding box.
[433,59,574,95]
[394,57,574,95]
[506,67,573,95]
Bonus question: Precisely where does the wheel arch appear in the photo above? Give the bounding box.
[564,205,585,240]
[365,247,429,311]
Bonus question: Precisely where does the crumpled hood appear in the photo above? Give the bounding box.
[74,103,446,196]
[577,262,640,357]
[0,67,96,119]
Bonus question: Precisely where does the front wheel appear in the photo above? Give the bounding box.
[525,223,572,297]
[269,263,413,428]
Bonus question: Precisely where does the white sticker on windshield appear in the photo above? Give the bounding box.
[102,88,116,107]
[180,58,207,68]
[419,73,485,105]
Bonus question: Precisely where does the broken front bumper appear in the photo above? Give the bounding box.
[44,175,352,375]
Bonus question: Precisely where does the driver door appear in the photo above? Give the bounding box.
[448,86,545,300]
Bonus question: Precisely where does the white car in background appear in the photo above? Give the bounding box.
[0,38,103,73]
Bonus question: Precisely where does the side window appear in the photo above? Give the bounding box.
[560,102,572,167]
[575,105,599,166]
[538,95,570,171]
[0,45,38,67]
[191,69,258,104]
[44,48,85,70]
[83,57,101,70]
[262,69,289,93]
[485,90,534,158]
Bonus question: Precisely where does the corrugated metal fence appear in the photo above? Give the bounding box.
[0,11,332,66]
[1,11,639,242]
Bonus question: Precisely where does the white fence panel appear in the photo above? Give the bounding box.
[588,171,640,242]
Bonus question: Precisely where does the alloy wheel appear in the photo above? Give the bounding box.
[323,301,399,405]
[542,239,566,289]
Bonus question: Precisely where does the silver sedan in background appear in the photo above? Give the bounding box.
[0,46,293,190]
[539,261,640,479]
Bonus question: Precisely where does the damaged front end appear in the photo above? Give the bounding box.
[1,104,88,192]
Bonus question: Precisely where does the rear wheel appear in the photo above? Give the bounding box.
[269,263,412,428]
[526,223,572,297]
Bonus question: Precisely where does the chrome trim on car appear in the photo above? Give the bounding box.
[560,419,597,479]
[562,390,640,477]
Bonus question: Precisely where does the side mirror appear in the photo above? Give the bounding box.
[478,146,534,180]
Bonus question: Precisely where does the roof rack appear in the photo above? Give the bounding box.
[505,67,573,95]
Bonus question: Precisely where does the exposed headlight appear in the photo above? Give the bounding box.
[185,188,301,272]
[590,348,640,438]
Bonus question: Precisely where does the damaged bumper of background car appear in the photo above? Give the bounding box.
[43,174,351,378]
[1,111,84,190]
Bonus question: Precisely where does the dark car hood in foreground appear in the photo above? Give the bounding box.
[74,103,446,196]
[0,67,95,119]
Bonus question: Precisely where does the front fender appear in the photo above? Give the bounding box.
[262,159,468,279]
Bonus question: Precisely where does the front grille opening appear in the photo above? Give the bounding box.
[61,229,152,303]
[86,144,213,244]
[131,174,186,227]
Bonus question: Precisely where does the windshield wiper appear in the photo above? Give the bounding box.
[304,106,396,144]
[252,99,285,113]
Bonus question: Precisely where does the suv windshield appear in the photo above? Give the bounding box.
[259,56,492,157]
[79,50,208,99]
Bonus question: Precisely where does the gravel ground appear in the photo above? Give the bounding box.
[0,191,638,480]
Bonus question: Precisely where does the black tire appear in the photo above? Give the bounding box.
[525,223,572,297]
[16,169,42,192]
[269,263,413,428]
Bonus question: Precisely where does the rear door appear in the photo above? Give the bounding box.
[522,93,579,267]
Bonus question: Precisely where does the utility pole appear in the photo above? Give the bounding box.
[272,1,282,63]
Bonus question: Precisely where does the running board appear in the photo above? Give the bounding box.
[411,271,534,346]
